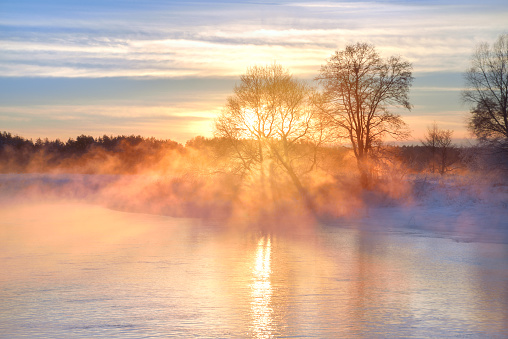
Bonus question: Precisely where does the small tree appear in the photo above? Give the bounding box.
[317,42,413,187]
[422,122,455,175]
[463,33,508,141]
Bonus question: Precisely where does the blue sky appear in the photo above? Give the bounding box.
[1,0,507,142]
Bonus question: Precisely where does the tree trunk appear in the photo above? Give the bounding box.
[357,155,371,189]
[271,146,316,213]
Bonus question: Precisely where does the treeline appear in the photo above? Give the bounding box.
[0,131,182,174]
[2,131,507,220]
[0,130,493,176]
[394,144,463,174]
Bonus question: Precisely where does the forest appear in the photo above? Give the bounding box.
[0,130,475,175]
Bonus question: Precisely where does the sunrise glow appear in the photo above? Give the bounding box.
[1,1,508,338]
[1,1,506,142]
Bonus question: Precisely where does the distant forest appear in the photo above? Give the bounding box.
[2,130,507,219]
[0,131,183,174]
[0,130,491,176]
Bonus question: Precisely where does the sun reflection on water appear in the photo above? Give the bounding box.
[250,235,273,338]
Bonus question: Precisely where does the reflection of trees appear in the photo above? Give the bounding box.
[214,64,328,212]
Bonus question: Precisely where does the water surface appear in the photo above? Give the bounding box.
[1,202,508,338]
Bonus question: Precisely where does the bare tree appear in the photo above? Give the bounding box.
[422,122,455,175]
[463,33,508,140]
[317,42,413,188]
[214,64,324,211]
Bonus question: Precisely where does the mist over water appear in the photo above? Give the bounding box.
[1,135,508,337]
[1,201,508,338]
[1,2,507,336]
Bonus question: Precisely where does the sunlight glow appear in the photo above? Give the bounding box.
[242,108,262,136]
[250,235,273,338]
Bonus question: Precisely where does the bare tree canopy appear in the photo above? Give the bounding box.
[317,42,413,187]
[463,33,508,140]
[214,63,324,211]
[421,122,455,175]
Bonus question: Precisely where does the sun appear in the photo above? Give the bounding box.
[242,108,262,136]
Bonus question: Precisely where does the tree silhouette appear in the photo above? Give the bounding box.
[421,122,455,175]
[215,64,324,211]
[317,42,413,188]
[463,33,508,141]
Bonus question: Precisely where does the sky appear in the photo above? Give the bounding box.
[0,0,507,144]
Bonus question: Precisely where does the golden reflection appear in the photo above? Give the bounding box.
[250,235,273,338]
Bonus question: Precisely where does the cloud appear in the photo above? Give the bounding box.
[404,112,470,140]
[0,0,505,141]
[0,76,236,141]
[0,104,218,142]
[1,0,506,78]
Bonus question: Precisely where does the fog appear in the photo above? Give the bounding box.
[2,133,508,337]
[1,133,507,239]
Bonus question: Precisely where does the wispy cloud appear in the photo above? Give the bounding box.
[0,0,506,140]
[1,0,506,77]
[0,105,215,142]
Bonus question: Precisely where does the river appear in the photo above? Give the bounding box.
[1,202,508,338]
